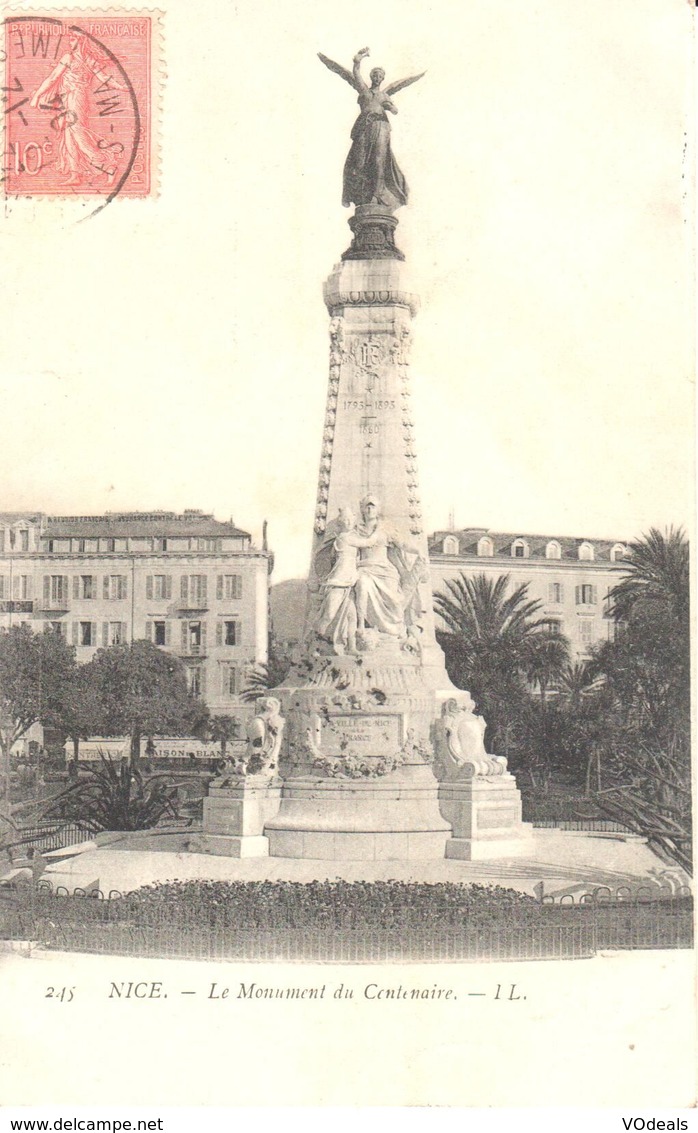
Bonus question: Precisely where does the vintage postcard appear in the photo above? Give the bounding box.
[0,0,694,1116]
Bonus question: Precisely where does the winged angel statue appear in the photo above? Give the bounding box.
[318,46,425,210]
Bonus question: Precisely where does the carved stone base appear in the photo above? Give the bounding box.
[265,767,451,860]
[342,205,405,262]
[191,777,282,859]
[439,777,534,861]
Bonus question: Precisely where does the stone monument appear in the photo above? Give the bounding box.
[198,47,533,861]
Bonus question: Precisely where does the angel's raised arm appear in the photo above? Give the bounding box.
[384,71,426,97]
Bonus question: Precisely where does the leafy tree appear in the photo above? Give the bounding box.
[88,640,206,767]
[0,625,78,838]
[47,658,103,764]
[43,756,182,833]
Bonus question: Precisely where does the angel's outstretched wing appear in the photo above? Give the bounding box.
[384,72,426,97]
[318,53,361,91]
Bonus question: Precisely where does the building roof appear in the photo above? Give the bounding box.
[429,528,628,561]
[40,511,251,539]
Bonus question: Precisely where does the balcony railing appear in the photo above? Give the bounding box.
[0,600,34,613]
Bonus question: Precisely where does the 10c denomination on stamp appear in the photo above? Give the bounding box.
[3,10,156,198]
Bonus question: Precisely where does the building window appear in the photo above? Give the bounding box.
[541,618,562,636]
[19,530,29,552]
[79,621,97,646]
[107,622,126,646]
[147,574,172,600]
[73,575,96,600]
[188,661,203,697]
[511,539,528,559]
[49,621,66,637]
[181,575,208,606]
[154,620,167,646]
[0,577,6,599]
[477,537,494,557]
[545,541,561,560]
[610,543,626,563]
[575,584,597,605]
[221,665,239,698]
[442,536,459,556]
[217,575,242,601]
[578,542,594,562]
[12,575,31,600]
[548,582,563,604]
[198,538,218,552]
[152,537,168,552]
[182,620,207,656]
[104,538,116,553]
[578,618,595,645]
[104,575,127,600]
[45,575,68,607]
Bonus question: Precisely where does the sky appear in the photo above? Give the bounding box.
[0,0,694,582]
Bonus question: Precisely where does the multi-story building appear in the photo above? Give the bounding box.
[0,509,272,718]
[428,528,630,663]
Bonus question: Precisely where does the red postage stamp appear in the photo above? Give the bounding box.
[3,10,155,197]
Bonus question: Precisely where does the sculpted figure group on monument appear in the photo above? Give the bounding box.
[313,495,427,655]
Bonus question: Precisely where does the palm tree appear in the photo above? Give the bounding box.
[434,573,548,746]
[241,648,292,704]
[609,526,689,624]
[524,633,571,707]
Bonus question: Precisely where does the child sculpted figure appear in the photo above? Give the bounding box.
[315,507,378,654]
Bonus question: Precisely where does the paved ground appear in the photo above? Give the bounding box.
[35,828,687,897]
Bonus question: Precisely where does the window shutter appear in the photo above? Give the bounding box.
[165,621,172,646]
[71,621,78,645]
[201,623,207,653]
[92,576,97,597]
[591,586,597,604]
[120,576,127,600]
[43,576,50,605]
[234,576,242,599]
[89,622,96,646]
[165,575,172,600]
[103,576,109,599]
[146,576,153,600]
[62,576,69,603]
[200,666,207,697]
[146,621,153,642]
[217,575,223,601]
[216,622,222,647]
[181,622,188,652]
[12,575,19,599]
[201,577,207,605]
[181,576,188,603]
[73,576,80,599]
[575,586,580,605]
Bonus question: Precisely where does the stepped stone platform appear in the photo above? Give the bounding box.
[32,829,687,899]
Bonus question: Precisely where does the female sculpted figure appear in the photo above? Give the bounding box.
[355,495,425,642]
[315,507,378,654]
[29,33,126,186]
[318,47,424,210]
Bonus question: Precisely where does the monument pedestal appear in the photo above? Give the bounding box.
[265,766,450,860]
[191,778,282,858]
[439,776,534,861]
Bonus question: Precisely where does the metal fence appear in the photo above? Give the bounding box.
[528,818,631,833]
[0,883,692,962]
[5,823,93,855]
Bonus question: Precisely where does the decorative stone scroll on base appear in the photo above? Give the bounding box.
[190,777,283,858]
